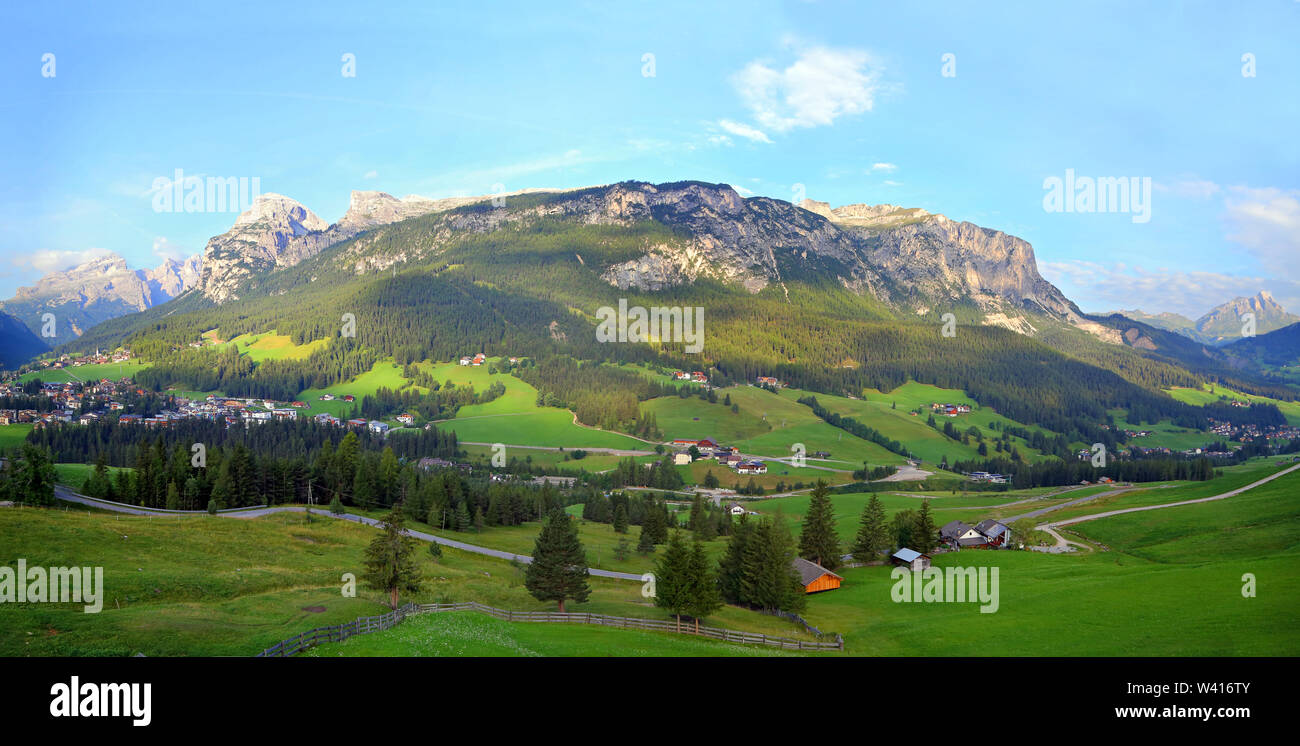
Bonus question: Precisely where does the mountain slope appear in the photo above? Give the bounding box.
[0,310,48,369]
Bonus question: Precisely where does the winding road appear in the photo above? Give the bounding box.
[52,486,643,581]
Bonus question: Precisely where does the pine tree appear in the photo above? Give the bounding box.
[361,506,424,609]
[524,509,590,612]
[636,525,655,555]
[850,494,888,563]
[913,499,938,554]
[688,493,704,531]
[717,516,754,605]
[612,503,628,534]
[685,539,722,633]
[798,480,840,570]
[329,495,344,515]
[653,531,694,631]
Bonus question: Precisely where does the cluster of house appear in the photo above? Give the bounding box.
[672,370,709,384]
[755,376,783,388]
[1206,419,1300,442]
[669,437,768,474]
[458,353,488,367]
[0,379,136,427]
[21,350,133,375]
[938,518,1013,549]
[965,471,1007,484]
[931,402,972,417]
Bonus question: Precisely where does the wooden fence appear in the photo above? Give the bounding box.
[256,601,844,657]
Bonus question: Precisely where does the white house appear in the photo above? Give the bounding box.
[368,421,390,434]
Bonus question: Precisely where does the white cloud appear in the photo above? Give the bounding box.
[731,46,879,134]
[882,180,902,187]
[7,248,114,275]
[717,119,772,144]
[870,162,897,173]
[363,170,378,180]
[151,237,188,262]
[1039,259,1299,319]
[1223,186,1300,279]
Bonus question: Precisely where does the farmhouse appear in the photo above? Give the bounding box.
[724,502,748,516]
[756,376,781,387]
[940,520,987,548]
[891,548,931,572]
[736,460,767,475]
[974,519,1011,547]
[673,451,692,466]
[347,418,367,429]
[792,557,843,593]
[396,413,415,425]
[367,421,389,434]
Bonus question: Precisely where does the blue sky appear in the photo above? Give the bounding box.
[2,0,1297,318]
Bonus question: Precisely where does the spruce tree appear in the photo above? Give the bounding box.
[798,480,840,570]
[636,525,655,555]
[612,503,628,534]
[717,516,753,605]
[653,531,694,631]
[361,505,424,609]
[524,509,590,612]
[913,499,938,554]
[685,539,722,632]
[850,494,889,563]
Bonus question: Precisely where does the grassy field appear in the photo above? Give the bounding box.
[644,385,908,468]
[676,458,854,491]
[53,462,132,487]
[799,467,1300,655]
[789,381,1061,465]
[1166,383,1300,427]
[297,361,416,418]
[18,361,150,384]
[220,331,329,362]
[305,608,804,657]
[349,504,722,577]
[408,359,650,449]
[1106,408,1229,451]
[456,444,655,473]
[0,506,809,656]
[751,486,1112,544]
[0,423,34,452]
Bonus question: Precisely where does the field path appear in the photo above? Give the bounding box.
[52,486,643,581]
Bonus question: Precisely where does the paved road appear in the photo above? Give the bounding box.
[52,487,643,581]
[1001,485,1138,524]
[1042,462,1300,530]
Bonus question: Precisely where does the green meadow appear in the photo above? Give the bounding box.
[19,360,150,384]
[0,506,808,657]
[0,423,34,452]
[1166,383,1300,427]
[305,609,804,657]
[220,331,329,362]
[297,361,416,418]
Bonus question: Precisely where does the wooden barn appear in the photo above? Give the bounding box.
[792,557,843,594]
[891,548,932,572]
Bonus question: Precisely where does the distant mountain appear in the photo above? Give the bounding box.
[1195,292,1298,344]
[0,310,48,369]
[1106,292,1298,346]
[0,253,202,346]
[1107,308,1198,335]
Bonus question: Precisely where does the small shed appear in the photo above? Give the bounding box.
[791,557,843,593]
[891,548,931,572]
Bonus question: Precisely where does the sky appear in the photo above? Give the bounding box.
[1,0,1297,319]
